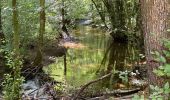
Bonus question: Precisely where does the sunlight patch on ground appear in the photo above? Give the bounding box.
[62,42,87,49]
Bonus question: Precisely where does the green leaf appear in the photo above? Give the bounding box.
[164,88,170,94]
[155,86,160,91]
[140,95,145,100]
[150,85,155,90]
[164,82,169,89]
[153,69,165,76]
[167,29,170,32]
[159,56,166,63]
[155,51,160,57]
[164,64,170,76]
[157,97,163,100]
[158,66,164,70]
[132,95,140,100]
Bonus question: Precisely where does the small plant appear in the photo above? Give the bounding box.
[118,70,129,84]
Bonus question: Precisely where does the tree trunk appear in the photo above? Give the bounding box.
[61,0,69,36]
[0,0,5,66]
[102,0,115,29]
[102,0,128,43]
[12,0,22,99]
[91,0,108,29]
[141,0,168,86]
[33,0,45,69]
[0,0,4,43]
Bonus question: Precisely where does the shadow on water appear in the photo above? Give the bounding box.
[45,25,140,93]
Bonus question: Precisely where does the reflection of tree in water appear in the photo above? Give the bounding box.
[107,42,128,73]
[98,39,134,88]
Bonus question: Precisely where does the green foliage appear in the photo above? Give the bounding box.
[118,70,129,84]
[133,40,170,99]
[2,51,24,100]
[132,95,144,100]
[2,74,24,100]
[153,40,170,77]
[66,0,91,19]
[149,83,170,100]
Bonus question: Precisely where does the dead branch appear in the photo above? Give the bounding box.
[72,73,112,100]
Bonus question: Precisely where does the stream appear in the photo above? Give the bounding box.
[45,25,141,92]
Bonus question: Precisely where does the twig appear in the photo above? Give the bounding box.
[28,88,38,95]
[21,72,60,77]
[72,73,112,100]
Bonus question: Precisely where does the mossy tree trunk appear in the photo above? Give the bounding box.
[33,0,45,70]
[0,0,4,43]
[61,0,69,36]
[102,0,139,42]
[0,0,5,63]
[102,0,115,29]
[102,0,127,42]
[141,0,168,86]
[12,0,22,99]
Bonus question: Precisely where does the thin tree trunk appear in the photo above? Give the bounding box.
[39,0,45,51]
[102,0,115,29]
[33,0,45,69]
[91,0,108,29]
[61,0,69,36]
[12,0,19,57]
[64,54,66,75]
[141,0,168,86]
[0,0,4,41]
[12,0,22,99]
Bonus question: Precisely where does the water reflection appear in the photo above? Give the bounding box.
[46,25,138,90]
[99,38,139,89]
[107,42,128,73]
[46,26,109,88]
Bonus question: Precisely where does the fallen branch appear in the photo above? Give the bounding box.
[21,72,60,77]
[72,73,112,100]
[97,88,140,97]
[28,88,38,95]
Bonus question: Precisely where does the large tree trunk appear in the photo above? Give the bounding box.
[141,0,168,86]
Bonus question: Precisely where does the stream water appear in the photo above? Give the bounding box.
[45,25,140,92]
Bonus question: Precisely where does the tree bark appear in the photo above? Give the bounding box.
[91,0,108,29]
[12,0,20,55]
[12,0,22,99]
[102,0,128,43]
[33,0,45,69]
[0,0,4,43]
[141,0,168,86]
[102,0,115,29]
[64,54,67,75]
[61,0,69,36]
